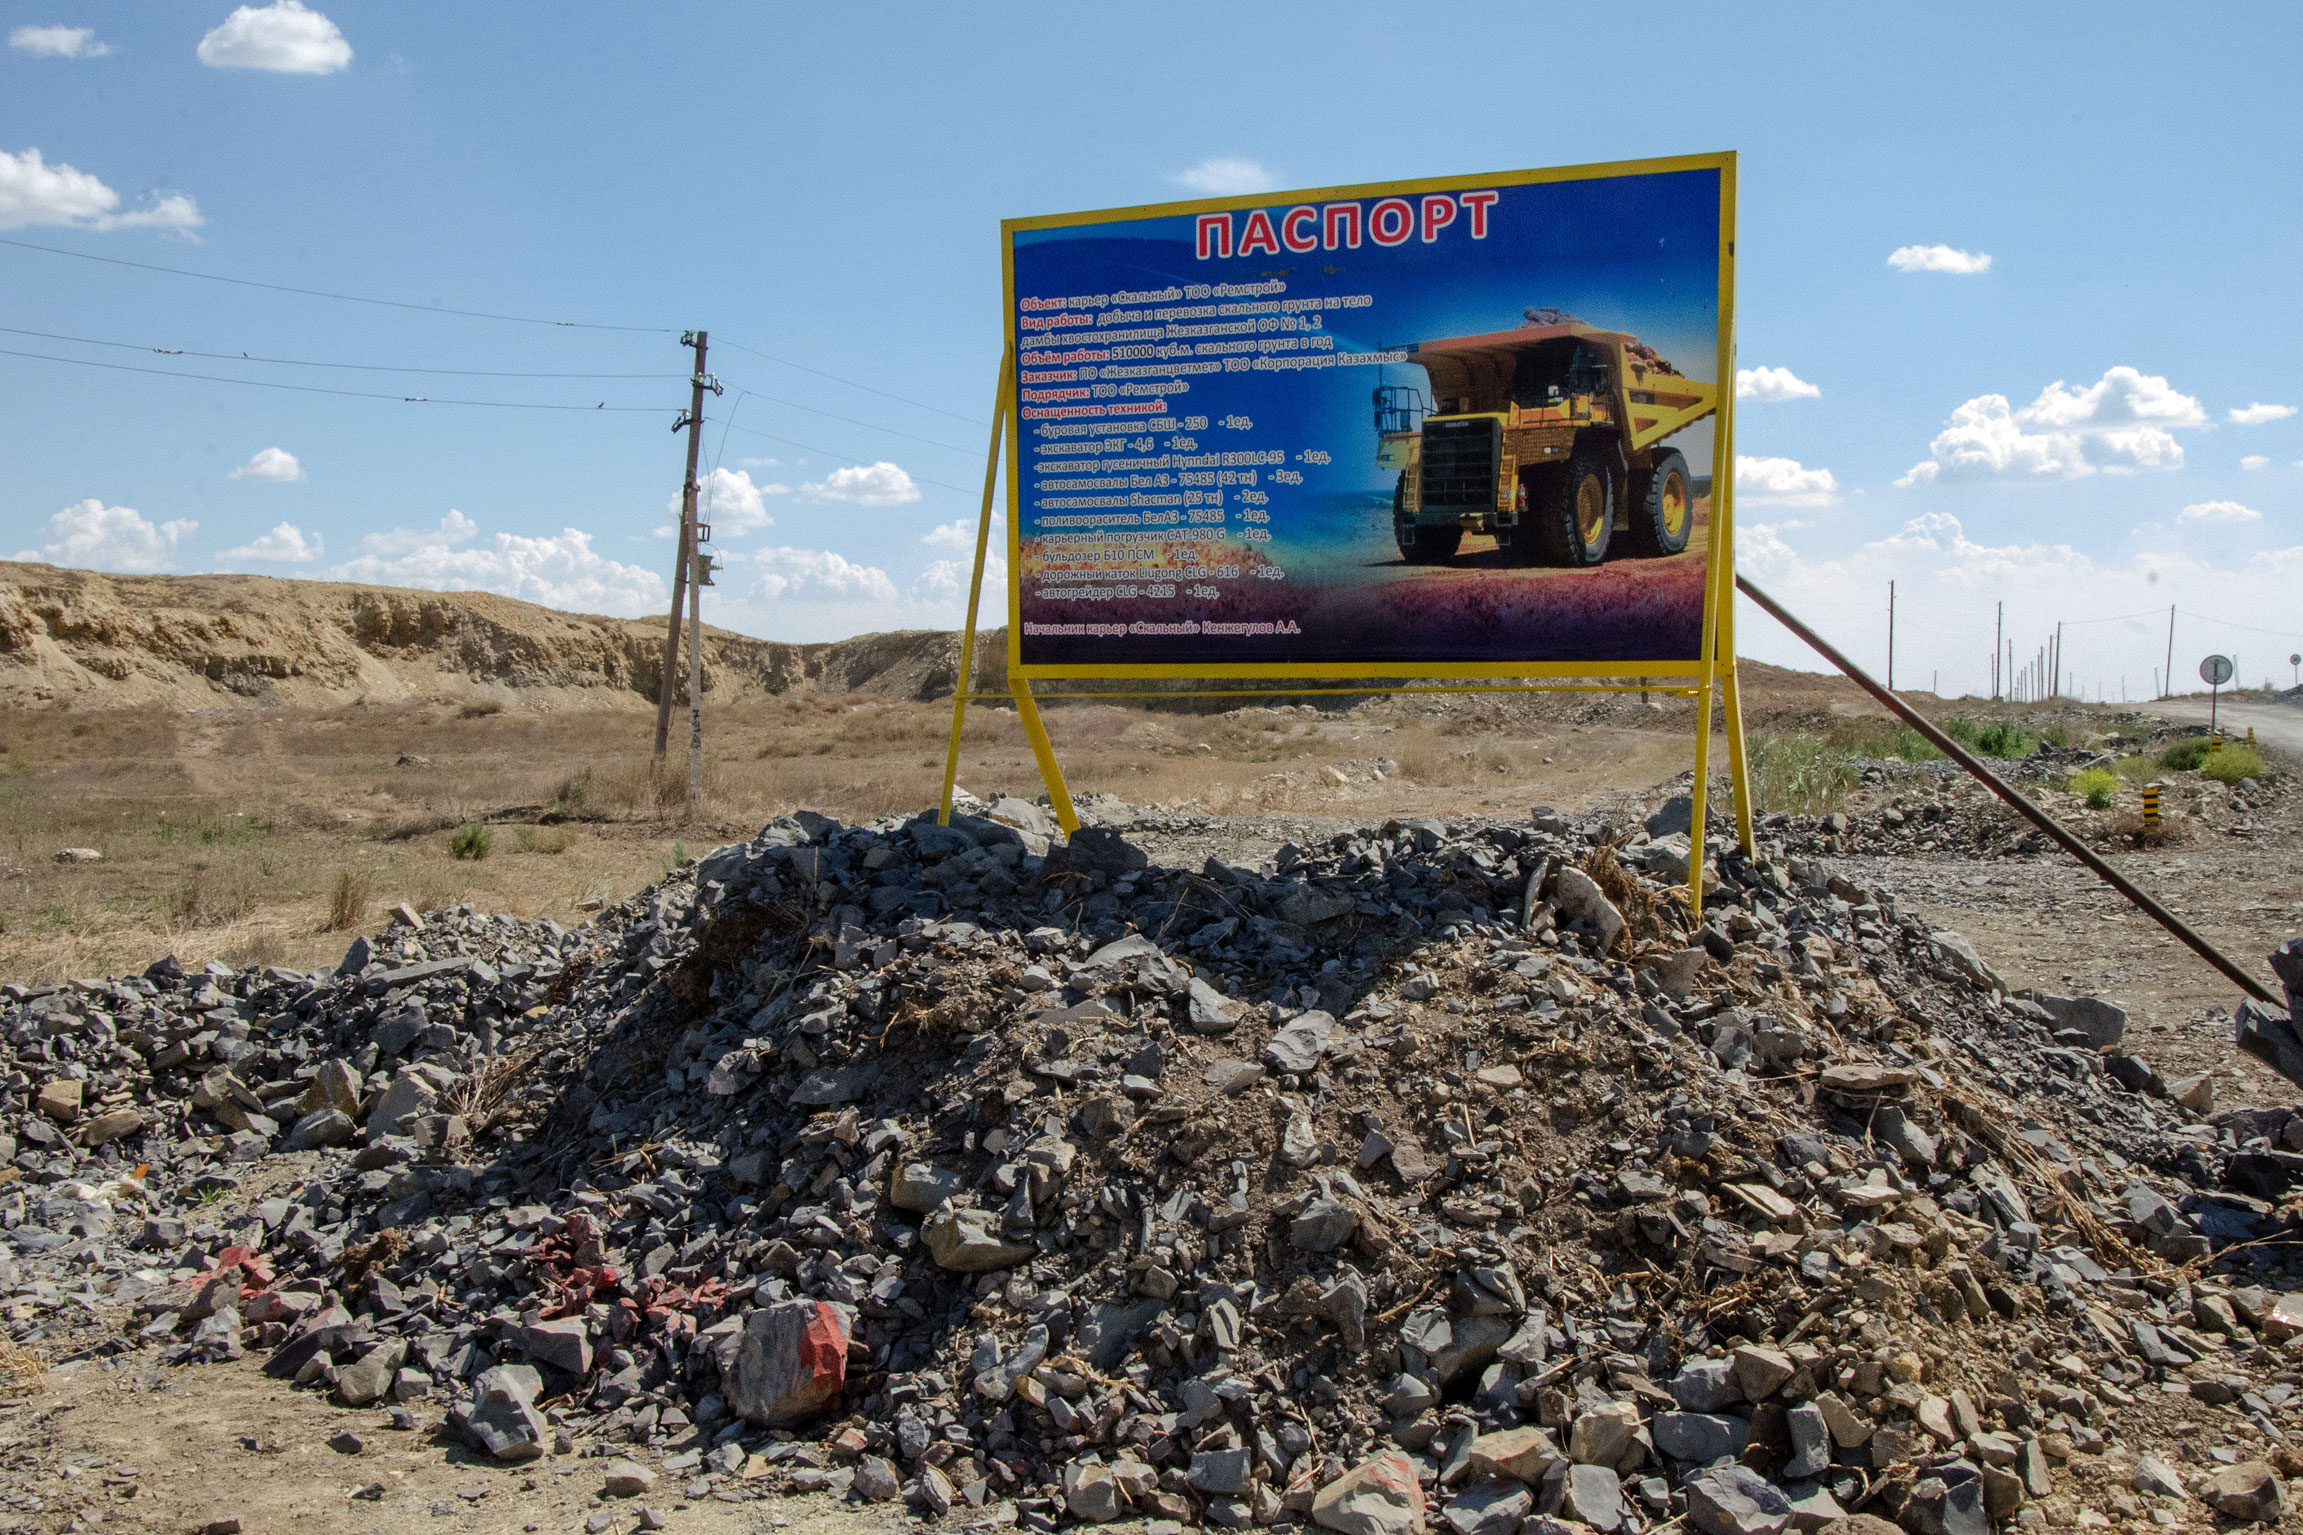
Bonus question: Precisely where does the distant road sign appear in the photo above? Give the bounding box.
[2200,654,2234,686]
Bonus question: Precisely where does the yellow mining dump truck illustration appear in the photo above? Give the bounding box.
[1375,309,1717,565]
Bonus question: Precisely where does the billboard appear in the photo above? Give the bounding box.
[1001,154,1735,680]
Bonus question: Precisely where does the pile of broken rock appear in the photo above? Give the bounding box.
[2,795,2301,1535]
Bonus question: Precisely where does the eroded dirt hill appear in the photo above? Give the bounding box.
[0,562,997,711]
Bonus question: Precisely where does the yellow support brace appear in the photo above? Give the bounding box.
[1011,676,1080,835]
[1713,352,1755,858]
[937,352,1012,827]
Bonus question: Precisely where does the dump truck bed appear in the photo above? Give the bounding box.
[1403,321,1716,452]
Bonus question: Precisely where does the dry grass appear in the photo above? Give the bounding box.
[326,869,369,931]
[0,689,1699,983]
[0,1337,46,1390]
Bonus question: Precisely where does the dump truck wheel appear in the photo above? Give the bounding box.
[1393,477,1461,563]
[1396,521,1462,563]
[1628,448,1693,556]
[1532,453,1612,566]
[1494,473,1542,565]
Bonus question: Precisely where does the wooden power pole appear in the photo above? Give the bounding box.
[654,330,713,761]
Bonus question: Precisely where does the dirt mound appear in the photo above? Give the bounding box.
[0,561,996,710]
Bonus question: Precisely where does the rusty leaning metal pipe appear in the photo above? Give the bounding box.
[1736,574,2277,1005]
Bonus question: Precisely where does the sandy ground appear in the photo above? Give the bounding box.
[0,1352,912,1535]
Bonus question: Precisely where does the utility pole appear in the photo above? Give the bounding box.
[2162,605,2175,699]
[687,513,707,816]
[653,330,714,761]
[2052,621,2062,700]
[1993,602,2003,701]
[1886,580,1896,690]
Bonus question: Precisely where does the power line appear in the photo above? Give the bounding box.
[0,324,684,379]
[0,234,674,333]
[2178,607,2303,642]
[2058,605,2173,627]
[713,337,990,426]
[709,389,749,476]
[4,238,1002,449]
[712,378,975,454]
[0,346,670,412]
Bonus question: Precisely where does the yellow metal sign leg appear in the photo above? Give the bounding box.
[938,353,1013,827]
[1686,672,1715,924]
[1715,483,1755,857]
[1012,674,1080,835]
[1721,662,1754,858]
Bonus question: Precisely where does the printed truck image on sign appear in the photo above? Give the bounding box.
[1379,311,1714,567]
[1003,154,1734,675]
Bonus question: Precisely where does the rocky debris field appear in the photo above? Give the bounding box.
[1773,746,2283,865]
[2,787,2303,1535]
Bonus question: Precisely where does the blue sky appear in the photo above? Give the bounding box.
[4,1,2300,697]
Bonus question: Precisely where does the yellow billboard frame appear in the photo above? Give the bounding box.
[941,152,1752,915]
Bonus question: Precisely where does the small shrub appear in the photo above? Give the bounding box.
[166,871,209,927]
[2039,722,2073,749]
[2111,754,2160,782]
[2069,767,2119,809]
[2108,810,2174,848]
[1942,718,2033,757]
[1890,725,1944,761]
[2201,745,2266,785]
[449,822,494,860]
[549,768,593,817]
[224,929,288,969]
[458,699,504,719]
[326,869,370,930]
[1749,733,1859,815]
[514,825,570,855]
[2159,737,2212,771]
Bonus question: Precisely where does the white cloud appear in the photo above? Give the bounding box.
[354,508,476,558]
[196,0,350,73]
[1887,244,1991,275]
[744,546,900,604]
[16,499,195,572]
[1735,366,1819,402]
[227,446,304,482]
[0,148,202,233]
[1170,157,1279,196]
[220,520,322,562]
[2242,455,2270,471]
[2179,500,2262,524]
[801,461,920,505]
[910,553,1007,605]
[661,466,784,538]
[2229,403,2295,426]
[921,516,1002,550]
[736,455,782,469]
[1735,455,1838,506]
[324,511,664,617]
[10,25,109,57]
[1738,511,2303,697]
[1898,366,2205,486]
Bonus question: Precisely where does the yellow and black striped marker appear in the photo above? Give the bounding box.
[2142,783,2161,830]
